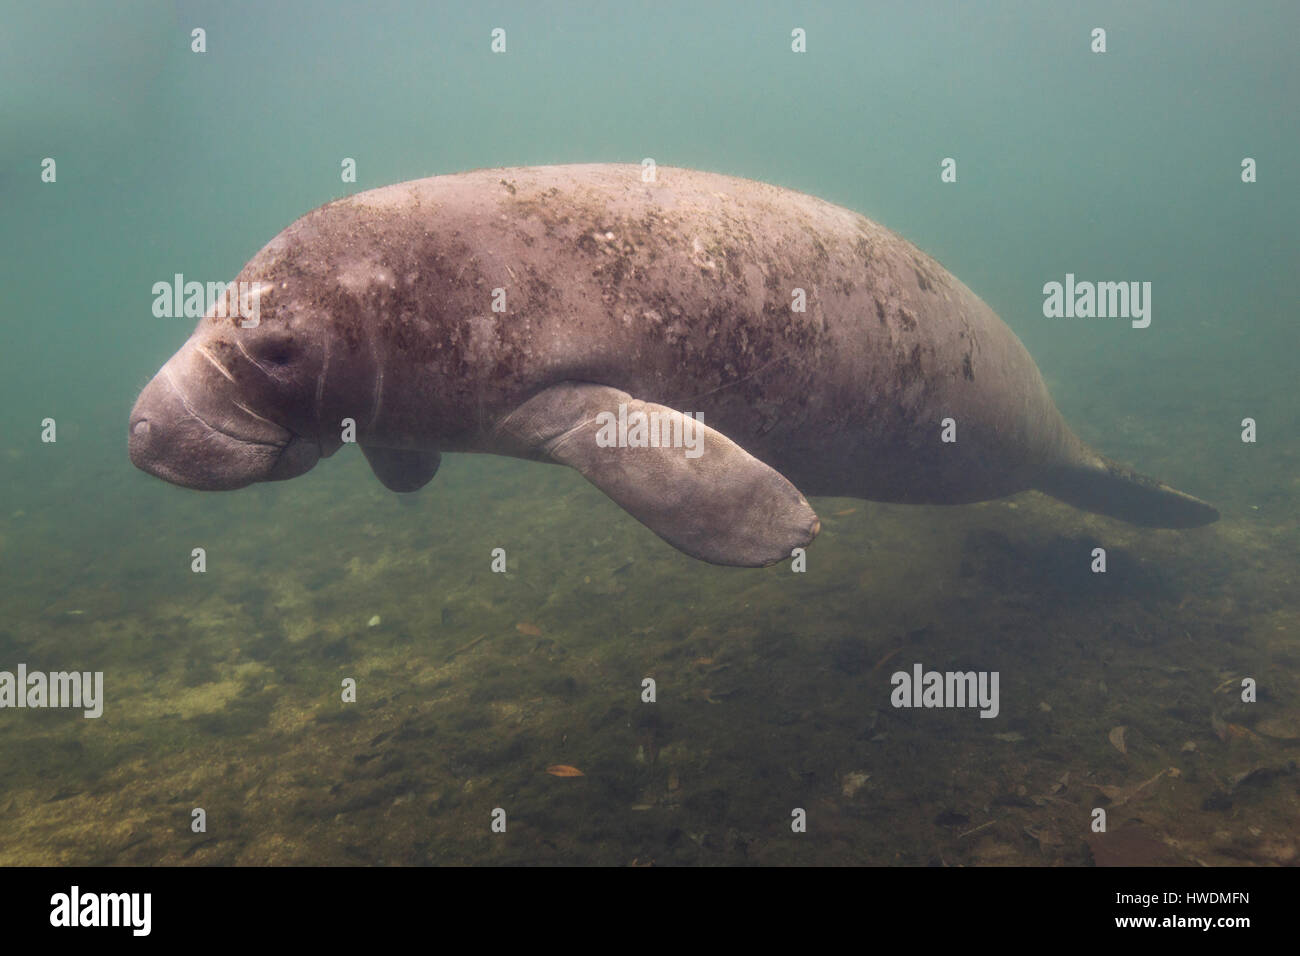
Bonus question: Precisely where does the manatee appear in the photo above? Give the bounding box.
[128,164,1217,566]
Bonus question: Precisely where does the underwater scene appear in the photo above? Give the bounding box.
[1,1,1297,869]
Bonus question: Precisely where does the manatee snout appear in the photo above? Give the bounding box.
[129,351,318,490]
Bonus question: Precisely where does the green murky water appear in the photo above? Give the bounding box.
[1,1,1296,865]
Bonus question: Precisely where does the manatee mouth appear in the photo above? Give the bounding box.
[128,370,318,490]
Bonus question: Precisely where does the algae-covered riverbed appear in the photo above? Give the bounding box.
[2,420,1296,866]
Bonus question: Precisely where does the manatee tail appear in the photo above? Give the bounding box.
[1034,451,1219,529]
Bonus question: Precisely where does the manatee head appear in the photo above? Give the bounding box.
[129,277,342,490]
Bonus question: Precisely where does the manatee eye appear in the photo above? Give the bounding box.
[257,337,296,366]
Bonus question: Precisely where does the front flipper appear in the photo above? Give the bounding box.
[360,445,441,493]
[494,382,820,566]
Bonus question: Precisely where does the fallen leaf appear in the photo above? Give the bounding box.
[1211,711,1229,741]
[1230,765,1285,790]
[1025,825,1064,851]
[1257,714,1300,740]
[1225,723,1261,741]
[516,621,542,636]
[1109,725,1128,754]
[1098,768,1168,807]
[545,764,584,777]
[841,770,871,797]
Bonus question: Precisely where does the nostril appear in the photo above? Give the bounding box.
[132,419,150,437]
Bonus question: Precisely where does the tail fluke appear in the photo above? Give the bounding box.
[1035,455,1219,529]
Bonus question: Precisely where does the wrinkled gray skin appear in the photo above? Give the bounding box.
[129,164,1217,566]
